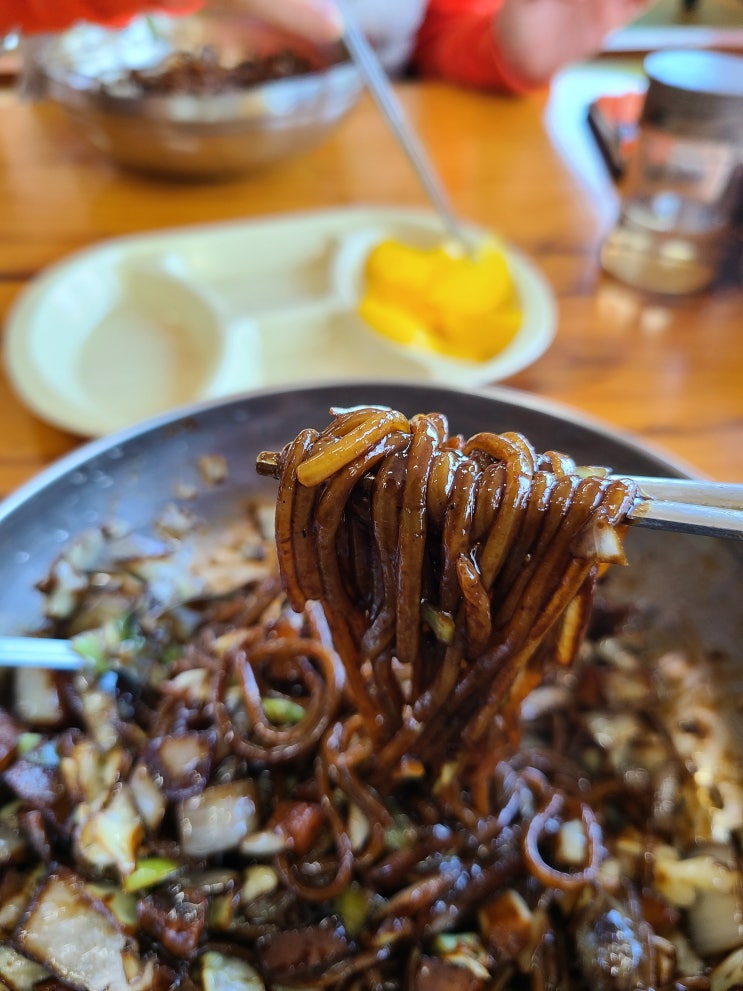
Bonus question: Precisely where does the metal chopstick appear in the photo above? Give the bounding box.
[336,0,473,251]
[627,500,743,540]
[629,477,743,509]
[0,635,85,671]
[625,477,743,540]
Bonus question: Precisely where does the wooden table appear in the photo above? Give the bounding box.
[0,64,741,498]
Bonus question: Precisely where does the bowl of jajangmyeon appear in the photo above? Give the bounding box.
[0,381,741,991]
[30,10,361,179]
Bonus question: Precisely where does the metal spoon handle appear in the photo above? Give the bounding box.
[0,635,84,671]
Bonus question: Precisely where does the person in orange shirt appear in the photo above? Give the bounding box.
[0,0,654,93]
[1,0,202,35]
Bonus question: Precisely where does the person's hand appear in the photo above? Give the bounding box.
[204,0,343,45]
[493,0,656,87]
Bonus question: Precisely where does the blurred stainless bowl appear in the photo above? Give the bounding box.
[33,12,362,179]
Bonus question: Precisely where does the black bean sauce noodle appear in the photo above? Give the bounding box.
[0,405,738,991]
[275,406,636,770]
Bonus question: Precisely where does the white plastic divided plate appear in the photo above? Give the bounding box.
[4,206,557,437]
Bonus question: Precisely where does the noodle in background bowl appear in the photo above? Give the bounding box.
[0,381,742,982]
[29,11,362,180]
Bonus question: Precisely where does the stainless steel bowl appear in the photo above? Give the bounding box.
[1,381,742,985]
[32,12,362,179]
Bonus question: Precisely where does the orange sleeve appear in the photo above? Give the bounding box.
[1,0,202,35]
[412,0,536,94]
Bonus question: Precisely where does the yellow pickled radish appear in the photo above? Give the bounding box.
[359,237,522,362]
[358,297,436,352]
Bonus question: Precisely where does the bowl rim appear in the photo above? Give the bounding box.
[36,13,361,122]
[0,380,702,525]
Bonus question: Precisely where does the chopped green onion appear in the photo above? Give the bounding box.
[71,631,108,672]
[334,884,370,937]
[262,697,306,726]
[161,644,183,664]
[122,857,181,893]
[86,883,139,927]
[421,601,455,644]
[16,732,43,756]
[384,821,416,851]
[208,893,237,931]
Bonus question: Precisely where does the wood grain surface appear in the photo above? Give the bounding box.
[0,64,741,498]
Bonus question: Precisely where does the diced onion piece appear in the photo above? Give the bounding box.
[12,669,63,728]
[712,946,743,991]
[154,503,199,539]
[687,869,743,956]
[241,866,279,903]
[0,865,43,933]
[347,804,370,853]
[76,785,143,876]
[79,689,119,751]
[572,514,627,564]
[254,502,276,542]
[179,781,257,858]
[60,741,126,806]
[128,764,167,831]
[106,532,171,564]
[585,712,643,767]
[654,846,738,915]
[520,685,571,722]
[161,669,212,706]
[201,951,265,991]
[410,953,488,991]
[0,944,50,991]
[41,558,88,620]
[147,731,213,796]
[0,823,27,867]
[59,528,108,573]
[198,454,229,486]
[555,819,588,867]
[433,933,491,980]
[238,830,286,857]
[15,870,153,991]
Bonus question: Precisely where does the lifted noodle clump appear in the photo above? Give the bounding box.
[273,405,638,771]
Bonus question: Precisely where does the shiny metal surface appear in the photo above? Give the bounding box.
[336,0,470,249]
[33,12,362,179]
[0,382,741,678]
[628,477,743,540]
[0,636,83,671]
